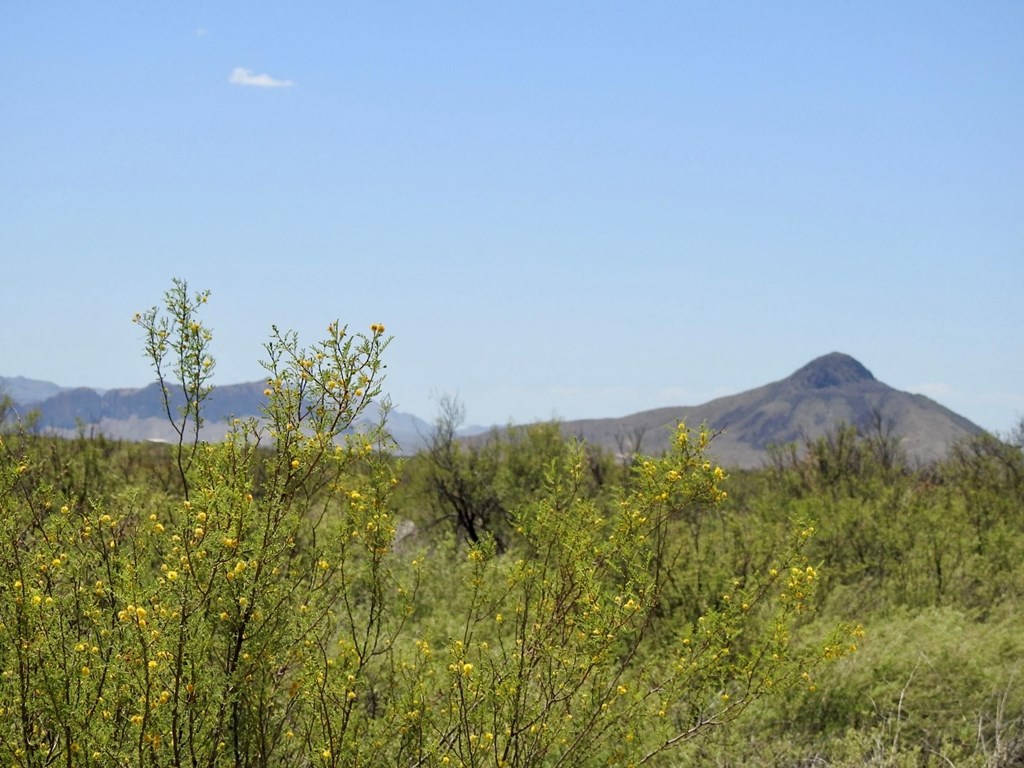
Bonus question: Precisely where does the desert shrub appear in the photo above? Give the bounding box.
[785,605,1024,766]
[686,421,1024,766]
[1,281,396,767]
[411,397,614,553]
[0,281,854,767]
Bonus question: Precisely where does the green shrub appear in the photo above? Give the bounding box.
[0,281,854,767]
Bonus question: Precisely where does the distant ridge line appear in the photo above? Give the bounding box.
[3,353,985,466]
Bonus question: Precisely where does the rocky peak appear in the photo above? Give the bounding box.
[786,353,876,390]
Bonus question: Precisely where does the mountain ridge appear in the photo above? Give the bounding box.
[556,352,983,467]
[0,377,434,452]
[2,353,986,466]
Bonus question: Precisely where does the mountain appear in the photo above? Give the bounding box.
[3,354,986,466]
[0,375,70,405]
[5,378,433,453]
[557,353,984,468]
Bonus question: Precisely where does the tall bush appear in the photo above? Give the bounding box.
[0,281,853,767]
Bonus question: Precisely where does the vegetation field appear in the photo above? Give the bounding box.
[2,282,1021,766]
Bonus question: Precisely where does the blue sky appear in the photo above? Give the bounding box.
[2,2,1022,434]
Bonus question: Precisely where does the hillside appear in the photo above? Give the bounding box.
[3,353,985,466]
[558,353,984,468]
[0,375,70,405]
[2,379,432,452]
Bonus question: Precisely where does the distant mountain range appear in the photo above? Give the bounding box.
[0,375,75,405]
[1,353,986,466]
[0,376,435,452]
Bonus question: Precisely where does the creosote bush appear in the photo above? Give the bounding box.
[0,281,855,767]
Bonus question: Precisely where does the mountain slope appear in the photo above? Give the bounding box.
[28,381,266,439]
[559,353,984,468]
[5,353,985,466]
[0,375,70,405]
[15,380,432,452]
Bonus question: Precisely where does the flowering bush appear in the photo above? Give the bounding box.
[0,281,853,767]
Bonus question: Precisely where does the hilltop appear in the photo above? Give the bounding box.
[556,353,984,468]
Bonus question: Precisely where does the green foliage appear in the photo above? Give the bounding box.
[765,412,907,501]
[133,279,216,497]
[11,281,1020,765]
[698,605,1024,767]
[683,420,1024,765]
[415,395,510,549]
[0,281,854,767]
[411,397,613,552]
[402,428,846,767]
[813,605,1023,762]
[1,288,397,767]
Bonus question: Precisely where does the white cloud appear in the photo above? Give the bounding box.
[229,67,294,88]
[195,28,208,37]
